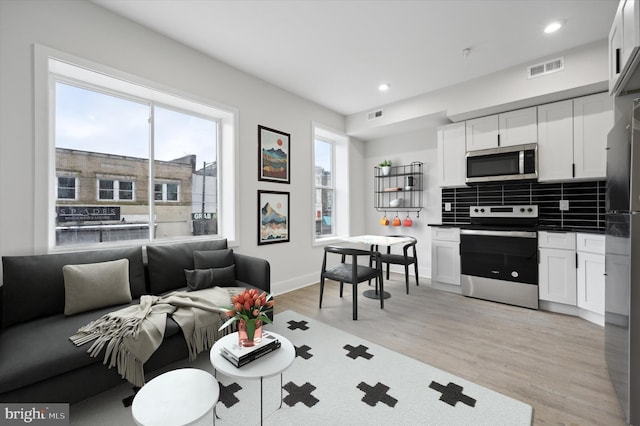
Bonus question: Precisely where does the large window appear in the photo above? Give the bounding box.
[312,124,349,243]
[53,71,219,246]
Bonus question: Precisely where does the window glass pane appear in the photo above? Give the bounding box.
[119,181,133,200]
[154,106,218,238]
[154,183,163,201]
[314,138,334,237]
[57,177,75,199]
[55,82,150,246]
[98,180,114,200]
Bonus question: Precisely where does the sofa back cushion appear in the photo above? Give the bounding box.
[146,239,228,294]
[1,247,145,328]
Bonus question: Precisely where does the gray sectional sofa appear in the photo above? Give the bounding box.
[0,239,270,404]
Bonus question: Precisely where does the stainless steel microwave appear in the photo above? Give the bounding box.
[465,143,538,184]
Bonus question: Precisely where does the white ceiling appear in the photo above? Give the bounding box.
[92,0,618,116]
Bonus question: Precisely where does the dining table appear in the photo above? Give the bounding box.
[339,234,415,300]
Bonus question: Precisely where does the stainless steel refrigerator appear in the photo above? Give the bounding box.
[606,98,640,425]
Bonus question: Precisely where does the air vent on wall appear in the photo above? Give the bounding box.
[367,109,383,120]
[527,57,564,79]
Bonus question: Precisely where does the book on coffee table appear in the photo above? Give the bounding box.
[220,331,281,367]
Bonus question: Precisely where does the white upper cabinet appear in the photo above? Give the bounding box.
[537,93,612,182]
[465,115,498,151]
[437,122,466,187]
[465,107,537,151]
[538,100,573,182]
[573,92,613,180]
[498,107,538,147]
[610,0,640,95]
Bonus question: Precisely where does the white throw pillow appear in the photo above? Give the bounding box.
[63,258,132,316]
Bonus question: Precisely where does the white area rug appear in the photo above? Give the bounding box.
[70,310,532,425]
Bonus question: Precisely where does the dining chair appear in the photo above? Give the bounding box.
[319,246,384,320]
[370,235,419,294]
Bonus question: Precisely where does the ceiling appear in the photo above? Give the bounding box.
[92,0,618,117]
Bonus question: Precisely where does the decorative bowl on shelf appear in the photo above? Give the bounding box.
[389,198,403,208]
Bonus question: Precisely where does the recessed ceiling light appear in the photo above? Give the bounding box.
[378,83,390,92]
[544,21,563,34]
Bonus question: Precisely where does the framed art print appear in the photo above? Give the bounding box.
[258,190,290,245]
[258,125,290,184]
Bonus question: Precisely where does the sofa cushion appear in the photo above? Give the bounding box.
[146,240,228,294]
[63,259,132,316]
[1,247,145,328]
[0,299,184,395]
[193,249,234,269]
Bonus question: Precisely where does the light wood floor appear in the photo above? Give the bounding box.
[274,274,627,425]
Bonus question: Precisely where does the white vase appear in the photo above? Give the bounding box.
[381,166,391,176]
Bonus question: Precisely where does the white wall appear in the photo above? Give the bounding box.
[0,0,359,294]
[363,128,440,280]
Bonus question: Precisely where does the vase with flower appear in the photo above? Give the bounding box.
[219,288,274,347]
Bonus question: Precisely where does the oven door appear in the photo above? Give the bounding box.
[460,229,539,309]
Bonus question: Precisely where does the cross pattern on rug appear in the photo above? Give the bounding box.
[218,382,243,408]
[295,344,313,359]
[286,319,310,331]
[429,381,477,408]
[283,381,320,407]
[343,344,374,360]
[357,381,398,408]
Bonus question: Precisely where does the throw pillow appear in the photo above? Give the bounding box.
[184,268,215,291]
[63,258,132,316]
[184,265,236,291]
[212,264,236,287]
[193,248,234,269]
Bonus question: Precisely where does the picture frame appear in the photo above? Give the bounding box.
[258,190,290,245]
[258,125,290,184]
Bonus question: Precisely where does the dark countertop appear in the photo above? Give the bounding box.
[428,223,605,235]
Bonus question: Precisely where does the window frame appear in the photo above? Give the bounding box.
[56,175,78,200]
[34,45,240,252]
[96,177,136,202]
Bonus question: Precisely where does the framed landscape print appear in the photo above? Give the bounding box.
[258,125,290,184]
[258,190,290,245]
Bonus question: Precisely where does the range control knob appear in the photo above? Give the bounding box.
[520,208,525,212]
[474,208,479,213]
[527,208,533,212]
[480,208,485,213]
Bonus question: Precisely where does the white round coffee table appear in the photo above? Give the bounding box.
[132,368,219,426]
[210,331,295,425]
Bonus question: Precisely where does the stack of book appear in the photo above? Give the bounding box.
[220,331,281,368]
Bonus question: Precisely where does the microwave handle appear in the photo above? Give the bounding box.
[519,150,524,174]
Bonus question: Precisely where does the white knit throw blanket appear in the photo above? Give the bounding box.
[69,286,234,387]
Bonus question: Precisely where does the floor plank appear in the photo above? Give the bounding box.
[274,275,627,425]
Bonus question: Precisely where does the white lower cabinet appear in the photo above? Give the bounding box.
[538,231,605,326]
[431,227,460,286]
[539,247,577,305]
[576,233,605,322]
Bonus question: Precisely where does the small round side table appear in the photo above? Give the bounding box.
[131,368,219,426]
[210,331,295,425]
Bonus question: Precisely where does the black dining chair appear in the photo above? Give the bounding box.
[370,235,419,294]
[319,246,384,320]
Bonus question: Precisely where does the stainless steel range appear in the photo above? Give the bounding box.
[460,205,539,309]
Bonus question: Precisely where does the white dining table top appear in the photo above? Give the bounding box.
[340,234,413,246]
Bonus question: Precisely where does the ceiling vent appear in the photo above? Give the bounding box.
[367,109,383,120]
[527,57,564,79]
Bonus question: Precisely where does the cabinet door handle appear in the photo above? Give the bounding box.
[616,48,621,74]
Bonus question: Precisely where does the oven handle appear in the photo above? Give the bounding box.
[460,229,537,238]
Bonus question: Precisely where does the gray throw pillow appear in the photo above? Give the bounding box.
[63,258,132,316]
[184,265,236,291]
[184,268,215,291]
[193,248,234,269]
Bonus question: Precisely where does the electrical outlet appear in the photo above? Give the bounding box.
[445,202,452,212]
[559,200,569,211]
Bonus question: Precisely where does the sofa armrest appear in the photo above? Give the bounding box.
[233,253,270,293]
